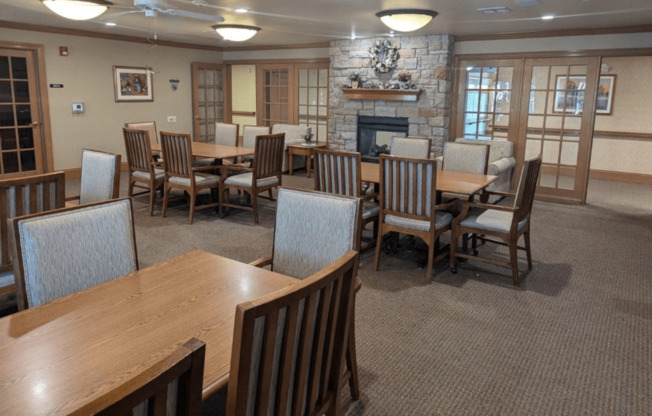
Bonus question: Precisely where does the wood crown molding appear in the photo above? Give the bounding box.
[454,24,652,42]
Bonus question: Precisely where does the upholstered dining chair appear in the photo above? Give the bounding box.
[227,250,358,416]
[11,198,138,310]
[389,136,432,158]
[194,122,240,167]
[236,125,270,167]
[123,127,165,215]
[66,149,121,206]
[250,187,363,400]
[374,154,457,281]
[70,338,205,416]
[125,121,160,161]
[0,171,66,305]
[313,148,379,251]
[219,133,284,224]
[159,131,221,224]
[450,156,542,286]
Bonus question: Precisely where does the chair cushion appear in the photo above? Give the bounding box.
[0,271,13,289]
[460,208,528,233]
[133,169,164,181]
[224,172,279,188]
[385,211,453,232]
[168,173,220,187]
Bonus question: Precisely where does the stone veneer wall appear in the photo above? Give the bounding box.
[328,35,454,155]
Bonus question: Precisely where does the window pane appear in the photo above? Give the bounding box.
[11,57,28,79]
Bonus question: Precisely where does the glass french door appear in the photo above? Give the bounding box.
[0,48,44,176]
[191,62,226,143]
[517,57,599,203]
[296,63,329,142]
[257,64,295,127]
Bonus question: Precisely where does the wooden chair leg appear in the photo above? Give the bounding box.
[509,239,519,286]
[252,192,259,224]
[373,231,384,271]
[161,185,170,218]
[524,231,533,269]
[148,183,156,216]
[346,303,360,400]
[188,192,196,224]
[425,241,434,281]
[449,231,458,269]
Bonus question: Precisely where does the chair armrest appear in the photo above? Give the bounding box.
[462,200,515,213]
[250,256,273,268]
[65,195,80,202]
[487,157,515,176]
[485,190,516,199]
[435,197,459,211]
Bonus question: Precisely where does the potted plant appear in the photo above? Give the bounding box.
[349,72,361,89]
[398,70,411,89]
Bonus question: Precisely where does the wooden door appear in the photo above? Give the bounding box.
[257,64,295,127]
[0,48,47,177]
[296,63,329,142]
[191,62,226,143]
[517,57,599,203]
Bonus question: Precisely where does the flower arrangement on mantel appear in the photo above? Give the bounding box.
[348,72,361,88]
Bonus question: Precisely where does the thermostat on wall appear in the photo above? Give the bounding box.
[72,102,84,115]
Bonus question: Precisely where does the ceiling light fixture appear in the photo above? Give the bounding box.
[233,8,248,14]
[376,9,438,32]
[41,0,112,21]
[541,14,555,20]
[212,24,260,42]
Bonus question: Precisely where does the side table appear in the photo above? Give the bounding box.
[287,142,328,177]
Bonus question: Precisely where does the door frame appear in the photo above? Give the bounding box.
[0,41,54,176]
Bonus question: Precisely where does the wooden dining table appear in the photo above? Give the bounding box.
[0,250,296,415]
[361,161,498,196]
[151,141,255,160]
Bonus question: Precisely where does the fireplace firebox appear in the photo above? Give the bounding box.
[357,116,409,162]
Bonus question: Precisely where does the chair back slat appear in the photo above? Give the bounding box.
[0,172,66,272]
[70,338,205,416]
[253,133,285,179]
[227,250,358,416]
[160,132,194,179]
[313,149,362,198]
[380,154,436,223]
[513,156,542,223]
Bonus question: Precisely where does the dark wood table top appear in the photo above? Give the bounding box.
[361,161,498,195]
[0,250,296,415]
[152,142,255,159]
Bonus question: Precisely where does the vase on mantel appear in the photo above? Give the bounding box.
[351,80,359,89]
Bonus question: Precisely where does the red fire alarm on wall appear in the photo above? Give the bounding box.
[59,46,69,56]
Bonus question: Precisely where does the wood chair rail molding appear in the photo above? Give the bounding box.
[341,88,422,102]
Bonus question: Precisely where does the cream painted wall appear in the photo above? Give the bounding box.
[223,47,328,62]
[1,28,222,170]
[231,64,257,129]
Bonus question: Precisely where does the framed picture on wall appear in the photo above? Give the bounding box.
[113,66,153,102]
[553,74,615,115]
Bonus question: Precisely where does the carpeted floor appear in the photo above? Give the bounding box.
[5,172,652,415]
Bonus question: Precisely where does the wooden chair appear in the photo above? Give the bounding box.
[123,127,165,215]
[70,338,205,416]
[219,133,284,224]
[250,187,363,400]
[313,148,379,251]
[441,141,490,175]
[389,136,432,158]
[11,198,138,310]
[374,154,457,281]
[450,156,542,286]
[227,250,358,416]
[0,171,66,302]
[159,131,221,224]
[125,121,160,161]
[66,149,121,205]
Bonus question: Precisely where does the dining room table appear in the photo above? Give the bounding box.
[151,141,255,160]
[0,250,296,415]
[360,161,498,197]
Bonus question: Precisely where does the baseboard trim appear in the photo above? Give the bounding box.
[62,162,129,181]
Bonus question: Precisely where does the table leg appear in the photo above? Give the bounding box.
[288,151,294,175]
[306,151,312,177]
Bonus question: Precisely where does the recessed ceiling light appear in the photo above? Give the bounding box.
[105,22,116,26]
[234,8,248,14]
[541,14,555,20]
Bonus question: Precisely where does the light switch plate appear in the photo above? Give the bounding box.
[167,115,177,122]
[72,102,84,115]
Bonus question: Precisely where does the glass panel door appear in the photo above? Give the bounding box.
[257,64,295,127]
[191,62,225,143]
[296,63,329,143]
[518,57,599,203]
[0,48,43,176]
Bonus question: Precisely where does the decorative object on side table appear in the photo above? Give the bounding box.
[304,127,313,143]
[369,39,399,73]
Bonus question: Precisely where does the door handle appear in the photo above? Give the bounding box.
[31,121,40,127]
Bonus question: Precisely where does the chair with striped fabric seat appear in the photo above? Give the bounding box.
[123,127,165,215]
[12,198,138,310]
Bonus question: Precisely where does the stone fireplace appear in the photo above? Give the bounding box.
[357,115,409,162]
[328,35,454,156]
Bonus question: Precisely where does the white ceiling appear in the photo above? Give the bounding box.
[2,0,652,48]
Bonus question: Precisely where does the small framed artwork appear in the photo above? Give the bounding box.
[113,66,153,102]
[553,74,616,115]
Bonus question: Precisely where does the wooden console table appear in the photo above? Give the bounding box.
[287,142,328,177]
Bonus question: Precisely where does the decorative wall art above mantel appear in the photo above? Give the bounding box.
[369,39,399,73]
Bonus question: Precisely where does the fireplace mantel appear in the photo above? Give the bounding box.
[342,88,421,102]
